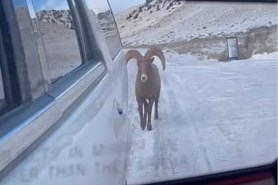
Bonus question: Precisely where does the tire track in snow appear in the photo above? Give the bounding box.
[168,62,213,172]
[154,70,180,177]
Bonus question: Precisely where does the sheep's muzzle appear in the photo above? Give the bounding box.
[141,74,148,83]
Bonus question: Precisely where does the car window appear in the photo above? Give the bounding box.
[0,0,276,185]
[31,0,83,83]
[83,0,122,59]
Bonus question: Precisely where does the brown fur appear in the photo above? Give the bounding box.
[126,47,166,131]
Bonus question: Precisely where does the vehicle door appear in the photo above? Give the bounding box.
[0,0,129,185]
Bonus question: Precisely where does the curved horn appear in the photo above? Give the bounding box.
[144,47,166,70]
[125,50,142,64]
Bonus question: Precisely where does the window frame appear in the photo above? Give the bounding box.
[0,4,22,115]
[106,0,123,59]
[0,35,9,114]
[0,0,111,179]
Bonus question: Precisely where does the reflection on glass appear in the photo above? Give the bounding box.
[31,0,82,82]
[83,0,122,59]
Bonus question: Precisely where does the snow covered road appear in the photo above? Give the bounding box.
[126,51,277,185]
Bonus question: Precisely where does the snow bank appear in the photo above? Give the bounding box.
[251,52,278,60]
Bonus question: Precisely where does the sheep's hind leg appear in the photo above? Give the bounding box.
[147,99,155,131]
[155,92,160,119]
[155,98,159,119]
[137,98,146,130]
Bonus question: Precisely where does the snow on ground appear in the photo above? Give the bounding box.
[117,2,277,46]
[126,50,277,184]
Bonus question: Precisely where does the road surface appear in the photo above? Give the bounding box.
[126,50,277,185]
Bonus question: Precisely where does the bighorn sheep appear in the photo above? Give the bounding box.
[126,47,166,131]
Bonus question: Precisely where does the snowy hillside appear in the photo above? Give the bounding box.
[36,10,74,30]
[115,0,183,39]
[115,1,277,46]
[36,9,116,36]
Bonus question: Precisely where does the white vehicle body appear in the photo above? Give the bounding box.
[0,0,131,185]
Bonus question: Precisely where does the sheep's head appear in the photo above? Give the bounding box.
[125,47,165,83]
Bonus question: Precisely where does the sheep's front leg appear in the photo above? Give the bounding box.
[147,99,155,131]
[137,98,146,130]
[143,99,148,124]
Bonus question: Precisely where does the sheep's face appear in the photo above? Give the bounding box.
[137,57,154,83]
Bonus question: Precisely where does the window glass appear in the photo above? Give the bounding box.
[31,0,82,83]
[83,0,122,59]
